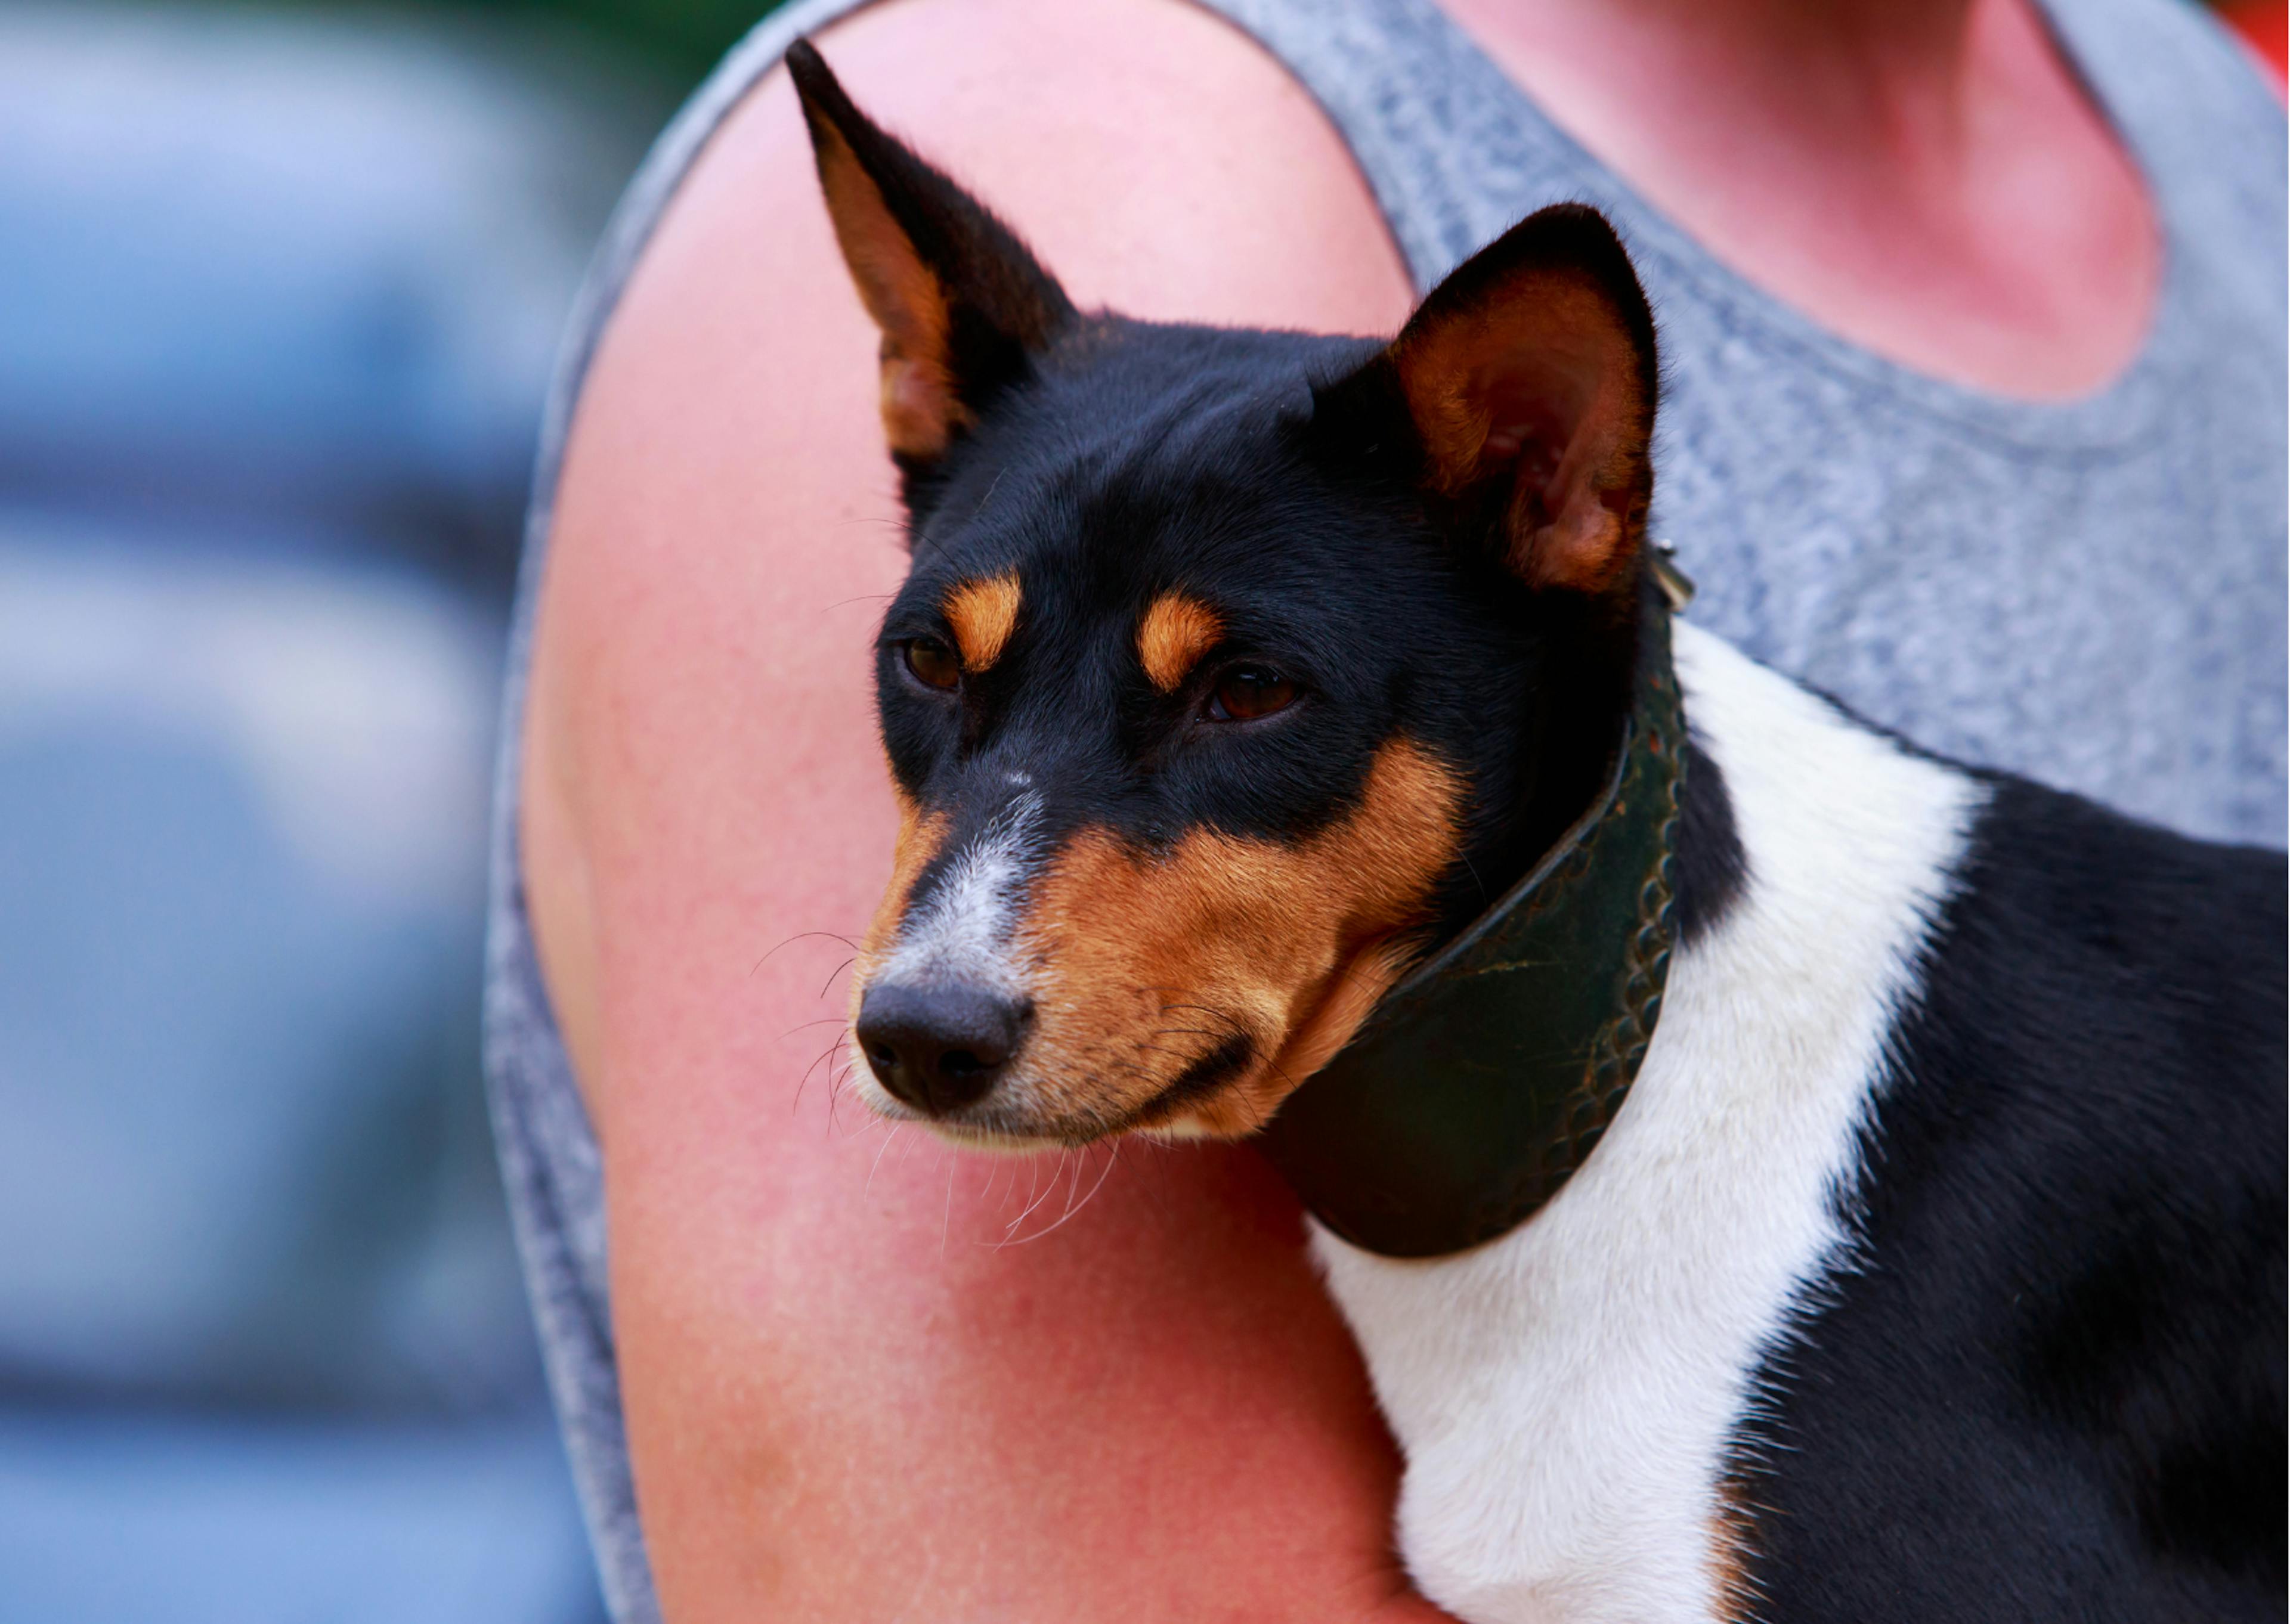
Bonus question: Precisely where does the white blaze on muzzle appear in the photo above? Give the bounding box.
[874,788,1044,1001]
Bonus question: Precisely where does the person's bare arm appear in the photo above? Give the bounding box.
[519,0,1449,1615]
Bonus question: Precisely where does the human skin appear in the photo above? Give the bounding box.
[1440,0,2155,398]
[518,0,2156,1616]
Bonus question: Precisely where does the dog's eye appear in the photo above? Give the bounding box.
[1208,667,1296,721]
[903,637,962,692]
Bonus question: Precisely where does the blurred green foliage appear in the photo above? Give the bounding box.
[472,0,785,79]
[268,0,788,85]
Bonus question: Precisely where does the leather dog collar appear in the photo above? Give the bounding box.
[1254,571,1690,1259]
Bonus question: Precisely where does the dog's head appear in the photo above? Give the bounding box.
[788,43,1659,1147]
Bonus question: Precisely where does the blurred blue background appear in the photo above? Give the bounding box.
[0,2,768,1618]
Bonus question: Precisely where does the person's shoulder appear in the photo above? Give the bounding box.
[702,0,1416,333]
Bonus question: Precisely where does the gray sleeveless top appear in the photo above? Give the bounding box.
[484,2,2286,1614]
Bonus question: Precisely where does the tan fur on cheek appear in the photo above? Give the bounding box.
[1137,593,1222,692]
[1009,739,1463,1138]
[1262,934,1420,1090]
[944,572,1022,672]
[855,789,949,995]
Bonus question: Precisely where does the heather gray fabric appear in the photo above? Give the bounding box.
[484,1,2287,1614]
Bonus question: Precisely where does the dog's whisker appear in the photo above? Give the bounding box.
[863,1120,901,1193]
[791,1033,849,1115]
[751,928,862,978]
[817,956,857,1001]
[1005,1143,1112,1245]
[940,1149,957,1260]
[824,1063,868,1139]
[1057,1145,1084,1225]
[1003,1149,1063,1238]
[997,1158,1038,1241]
[781,1016,853,1039]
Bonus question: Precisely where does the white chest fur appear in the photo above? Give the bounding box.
[1311,625,1983,1624]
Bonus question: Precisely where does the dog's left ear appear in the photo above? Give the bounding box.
[787,39,1075,469]
[1321,204,1658,597]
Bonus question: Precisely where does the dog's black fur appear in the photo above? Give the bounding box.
[788,40,2286,1617]
[1735,776,2285,1622]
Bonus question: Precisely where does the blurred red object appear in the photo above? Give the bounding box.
[2220,0,2287,94]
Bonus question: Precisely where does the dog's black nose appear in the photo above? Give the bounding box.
[856,984,1026,1115]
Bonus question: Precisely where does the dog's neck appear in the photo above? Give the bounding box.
[1308,621,1988,1620]
[1256,584,1691,1257]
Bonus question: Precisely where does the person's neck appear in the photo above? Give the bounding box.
[1447,0,1994,156]
[1439,0,2159,399]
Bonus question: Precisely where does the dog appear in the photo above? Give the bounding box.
[787,41,2286,1623]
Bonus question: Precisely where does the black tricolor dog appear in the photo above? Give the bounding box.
[788,41,2285,1623]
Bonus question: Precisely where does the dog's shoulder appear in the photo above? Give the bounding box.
[1734,768,2287,1623]
[1938,770,2286,1046]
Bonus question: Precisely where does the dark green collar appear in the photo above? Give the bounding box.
[1255,583,1689,1259]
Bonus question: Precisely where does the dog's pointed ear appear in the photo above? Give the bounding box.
[787,39,1076,466]
[1319,204,1657,598]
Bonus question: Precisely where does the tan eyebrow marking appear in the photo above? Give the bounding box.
[1137,592,1223,692]
[943,572,1022,671]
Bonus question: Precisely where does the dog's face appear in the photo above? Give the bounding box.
[787,44,1657,1146]
[861,327,1505,1143]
